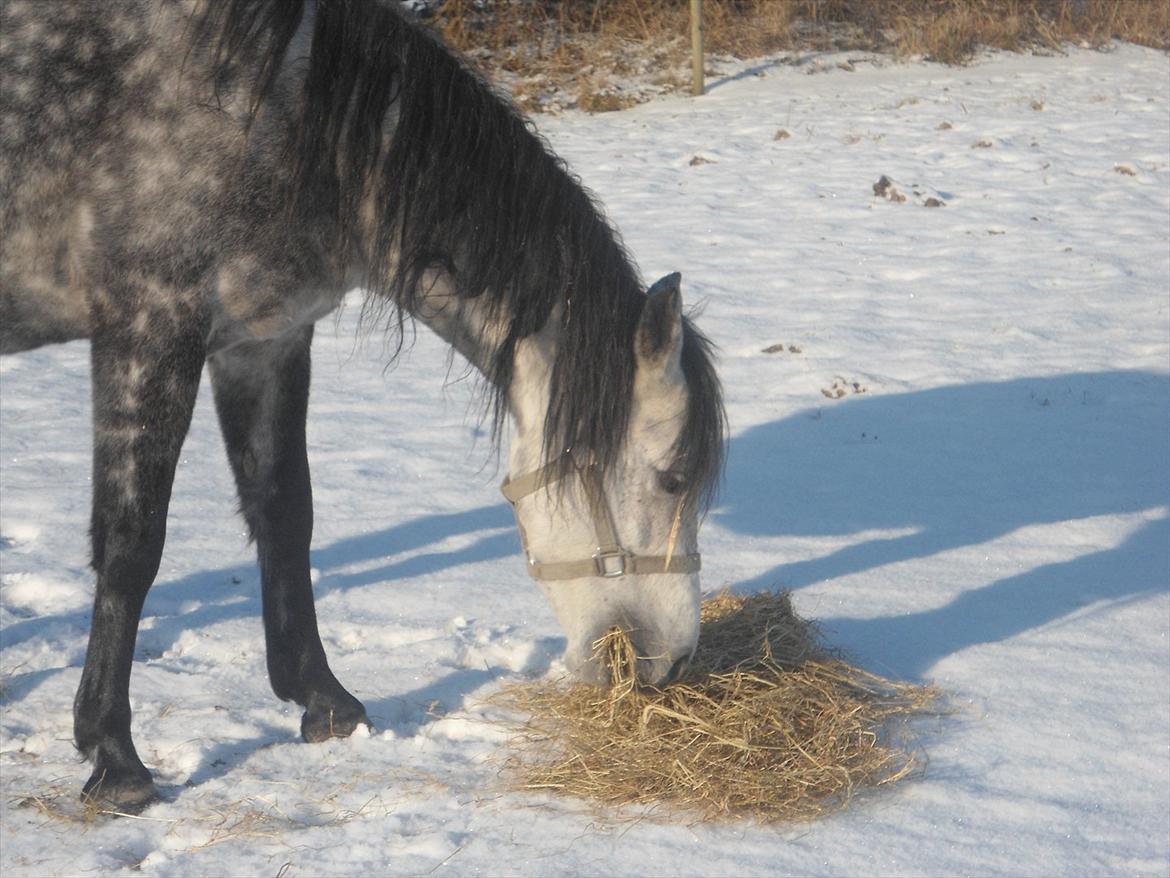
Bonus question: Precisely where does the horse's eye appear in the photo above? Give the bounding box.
[658,471,685,495]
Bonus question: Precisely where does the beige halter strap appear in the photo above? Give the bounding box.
[500,453,702,581]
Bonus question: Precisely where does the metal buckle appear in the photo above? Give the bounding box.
[593,549,629,578]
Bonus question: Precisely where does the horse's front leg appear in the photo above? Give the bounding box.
[74,307,207,810]
[209,325,369,743]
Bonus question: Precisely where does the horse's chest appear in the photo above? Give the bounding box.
[209,258,346,350]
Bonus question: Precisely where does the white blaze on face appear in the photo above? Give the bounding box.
[508,274,701,687]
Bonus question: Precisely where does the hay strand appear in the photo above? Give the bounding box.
[494,591,941,822]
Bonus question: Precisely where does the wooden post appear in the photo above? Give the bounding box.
[690,0,704,96]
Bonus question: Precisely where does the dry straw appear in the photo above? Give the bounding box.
[494,591,941,822]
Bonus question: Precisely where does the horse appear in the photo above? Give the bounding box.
[0,0,725,810]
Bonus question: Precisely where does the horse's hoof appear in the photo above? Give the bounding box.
[301,697,371,743]
[81,768,159,814]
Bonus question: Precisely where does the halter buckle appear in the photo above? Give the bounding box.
[593,548,630,578]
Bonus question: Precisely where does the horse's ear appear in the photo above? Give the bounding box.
[636,273,683,376]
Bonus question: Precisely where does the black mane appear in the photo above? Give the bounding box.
[196,0,724,510]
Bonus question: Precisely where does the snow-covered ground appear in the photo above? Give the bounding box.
[2,44,1167,878]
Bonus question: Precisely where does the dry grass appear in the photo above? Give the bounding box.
[13,778,392,851]
[493,591,943,822]
[426,0,1168,108]
[15,781,174,825]
[884,0,1170,63]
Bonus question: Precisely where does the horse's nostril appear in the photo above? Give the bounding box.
[666,651,693,684]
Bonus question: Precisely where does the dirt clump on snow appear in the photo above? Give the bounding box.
[873,175,908,202]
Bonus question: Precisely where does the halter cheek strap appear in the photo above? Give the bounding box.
[500,453,702,581]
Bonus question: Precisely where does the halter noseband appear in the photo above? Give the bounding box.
[500,452,702,581]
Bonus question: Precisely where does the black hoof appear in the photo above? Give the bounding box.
[81,767,159,814]
[301,694,371,743]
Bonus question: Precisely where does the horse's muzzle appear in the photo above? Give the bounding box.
[570,633,694,689]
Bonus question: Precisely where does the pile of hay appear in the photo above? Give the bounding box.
[494,591,940,822]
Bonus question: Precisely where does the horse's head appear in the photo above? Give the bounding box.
[505,273,720,687]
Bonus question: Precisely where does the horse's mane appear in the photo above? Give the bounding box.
[195,0,723,510]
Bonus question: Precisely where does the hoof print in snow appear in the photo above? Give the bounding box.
[821,379,867,400]
[971,139,994,149]
[873,175,907,203]
[689,154,716,167]
[1114,164,1137,176]
[773,129,791,140]
[762,343,802,354]
[937,120,953,130]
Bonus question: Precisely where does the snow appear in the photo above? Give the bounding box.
[2,44,1168,877]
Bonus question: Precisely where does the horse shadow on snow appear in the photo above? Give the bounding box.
[715,369,1169,679]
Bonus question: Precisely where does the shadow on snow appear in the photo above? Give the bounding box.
[715,369,1170,678]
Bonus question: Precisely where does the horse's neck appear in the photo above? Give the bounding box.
[410,269,558,477]
[409,268,504,374]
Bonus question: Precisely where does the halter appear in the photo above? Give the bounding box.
[500,452,702,581]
